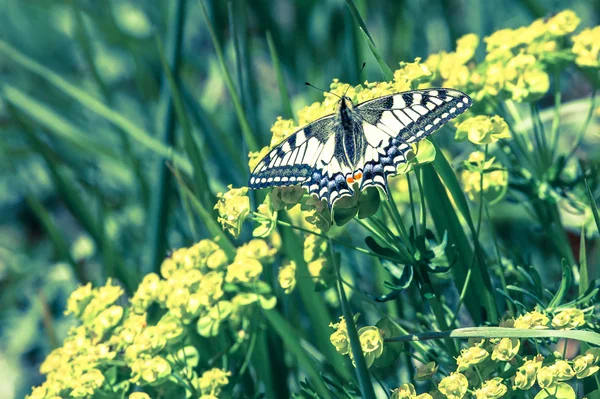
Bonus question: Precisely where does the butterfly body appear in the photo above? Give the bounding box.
[249,88,472,208]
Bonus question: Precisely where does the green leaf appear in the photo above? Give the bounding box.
[586,179,600,235]
[548,260,572,310]
[344,0,394,81]
[374,317,403,367]
[580,225,589,296]
[358,187,381,219]
[534,383,576,399]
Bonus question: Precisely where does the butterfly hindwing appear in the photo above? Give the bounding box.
[248,115,335,189]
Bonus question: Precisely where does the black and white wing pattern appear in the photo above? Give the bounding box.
[248,115,336,189]
[354,88,472,193]
[249,88,472,209]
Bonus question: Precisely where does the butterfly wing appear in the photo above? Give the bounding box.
[355,88,472,193]
[248,115,335,189]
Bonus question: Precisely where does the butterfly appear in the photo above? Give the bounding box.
[248,88,472,208]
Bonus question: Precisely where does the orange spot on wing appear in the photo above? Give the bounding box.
[353,171,363,180]
[346,176,355,184]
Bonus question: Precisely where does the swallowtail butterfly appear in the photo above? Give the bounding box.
[249,88,472,208]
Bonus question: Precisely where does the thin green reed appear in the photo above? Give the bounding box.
[147,0,189,275]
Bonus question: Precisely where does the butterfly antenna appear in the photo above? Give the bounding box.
[342,63,366,97]
[305,82,341,99]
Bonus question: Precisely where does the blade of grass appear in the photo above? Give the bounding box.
[154,31,214,206]
[263,310,334,399]
[344,0,393,81]
[385,327,600,346]
[146,0,188,275]
[1,84,122,163]
[199,0,260,152]
[266,31,294,121]
[0,40,192,175]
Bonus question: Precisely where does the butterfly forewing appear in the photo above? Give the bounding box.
[248,115,335,189]
[248,88,473,208]
[355,88,472,193]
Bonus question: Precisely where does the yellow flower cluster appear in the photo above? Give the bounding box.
[391,383,432,399]
[328,316,384,368]
[215,185,251,238]
[461,151,509,205]
[572,26,600,68]
[426,10,590,104]
[29,238,276,399]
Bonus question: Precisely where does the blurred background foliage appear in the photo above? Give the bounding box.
[0,0,599,398]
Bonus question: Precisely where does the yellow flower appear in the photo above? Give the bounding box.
[537,366,556,389]
[546,10,580,36]
[329,316,350,355]
[90,305,123,342]
[551,308,586,329]
[225,257,263,284]
[461,153,508,205]
[514,356,543,390]
[491,338,520,361]
[438,372,469,399]
[514,310,549,329]
[65,283,93,318]
[129,393,151,399]
[355,326,384,368]
[456,34,479,64]
[198,368,231,396]
[473,377,507,399]
[504,53,549,102]
[206,249,228,271]
[278,261,296,294]
[214,185,250,238]
[130,356,172,385]
[198,271,224,306]
[80,279,124,324]
[391,383,434,399]
[70,368,105,398]
[553,360,575,381]
[236,239,276,265]
[484,28,518,53]
[573,349,600,379]
[455,115,510,145]
[197,301,233,337]
[394,58,433,89]
[572,27,600,68]
[456,346,489,371]
[131,273,162,314]
[248,146,270,172]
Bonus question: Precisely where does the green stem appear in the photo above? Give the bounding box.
[331,239,377,399]
[550,69,562,160]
